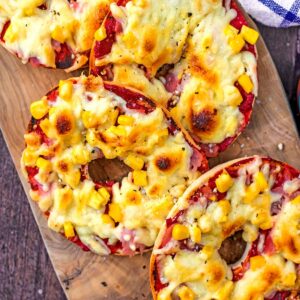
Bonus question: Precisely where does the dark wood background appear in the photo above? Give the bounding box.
[0,22,299,300]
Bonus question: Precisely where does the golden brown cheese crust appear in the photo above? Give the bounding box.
[150,156,300,299]
[21,75,206,255]
[0,0,112,69]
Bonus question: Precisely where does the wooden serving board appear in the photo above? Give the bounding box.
[0,13,300,300]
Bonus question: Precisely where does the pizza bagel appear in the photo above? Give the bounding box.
[21,75,208,255]
[90,0,259,157]
[0,0,113,71]
[150,156,300,299]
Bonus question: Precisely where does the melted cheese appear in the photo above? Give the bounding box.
[160,250,231,300]
[273,194,300,263]
[21,75,202,254]
[96,0,217,74]
[0,0,112,68]
[232,255,296,300]
[171,6,257,143]
[113,64,170,105]
[154,157,300,298]
[94,0,258,145]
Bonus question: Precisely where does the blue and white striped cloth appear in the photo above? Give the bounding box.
[239,0,300,27]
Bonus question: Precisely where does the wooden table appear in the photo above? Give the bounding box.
[0,23,299,300]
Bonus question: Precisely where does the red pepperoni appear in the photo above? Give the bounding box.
[103,82,156,114]
[154,258,169,292]
[26,166,40,191]
[159,225,175,249]
[34,123,52,146]
[55,43,75,69]
[232,236,259,281]
[267,291,295,300]
[93,0,127,61]
[102,239,123,254]
[263,229,276,255]
[165,73,180,93]
[46,89,59,102]
[166,210,185,228]
[0,21,10,43]
[236,83,255,116]
[68,235,91,252]
[167,117,179,135]
[229,1,248,30]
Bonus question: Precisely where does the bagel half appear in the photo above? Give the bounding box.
[21,75,208,255]
[150,156,300,299]
[0,0,113,71]
[90,0,258,157]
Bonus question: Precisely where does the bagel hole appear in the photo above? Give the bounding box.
[218,231,247,265]
[88,158,131,183]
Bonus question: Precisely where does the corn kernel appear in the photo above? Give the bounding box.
[109,203,123,222]
[94,26,107,41]
[250,255,266,271]
[56,187,73,211]
[72,146,91,165]
[24,132,41,149]
[238,74,253,94]
[216,281,234,300]
[283,273,296,286]
[126,190,142,205]
[177,286,195,300]
[30,99,49,120]
[118,115,135,126]
[36,157,52,172]
[122,31,137,46]
[251,209,269,226]
[124,154,144,170]
[244,183,260,204]
[100,214,115,227]
[22,149,37,166]
[82,111,98,129]
[198,214,212,233]
[215,200,231,223]
[259,217,273,230]
[59,80,73,101]
[109,126,127,137]
[64,221,75,238]
[4,24,17,43]
[229,34,245,53]
[132,170,148,186]
[98,187,110,202]
[242,223,259,242]
[224,25,239,37]
[87,190,105,210]
[65,169,81,189]
[241,25,259,45]
[209,195,217,201]
[291,195,300,205]
[39,118,52,137]
[172,224,190,240]
[255,171,268,191]
[51,26,66,43]
[200,245,214,259]
[23,6,34,16]
[215,172,234,193]
[190,224,201,244]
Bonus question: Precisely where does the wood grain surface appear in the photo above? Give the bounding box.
[0,18,300,300]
